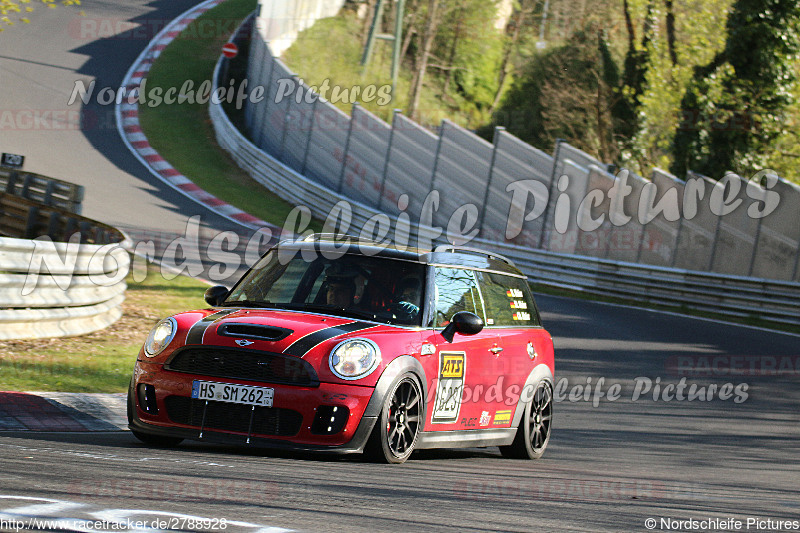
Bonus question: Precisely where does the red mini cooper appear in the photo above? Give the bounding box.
[129,236,554,463]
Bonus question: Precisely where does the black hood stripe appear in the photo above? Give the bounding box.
[283,321,376,357]
[185,309,238,345]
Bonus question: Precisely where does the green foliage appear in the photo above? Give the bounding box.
[435,0,504,110]
[672,0,800,178]
[484,23,621,161]
[283,0,505,128]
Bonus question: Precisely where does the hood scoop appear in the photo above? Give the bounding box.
[218,323,293,342]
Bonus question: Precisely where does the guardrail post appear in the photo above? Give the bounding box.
[254,47,277,148]
[245,28,266,135]
[79,220,92,244]
[24,206,40,239]
[4,171,18,193]
[300,94,318,176]
[46,211,61,240]
[278,74,299,164]
[378,109,402,212]
[478,126,504,239]
[538,138,564,250]
[44,180,56,208]
[429,121,445,194]
[747,217,763,277]
[65,217,79,240]
[337,101,358,194]
[21,174,34,198]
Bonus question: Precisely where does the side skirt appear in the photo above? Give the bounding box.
[416,428,517,449]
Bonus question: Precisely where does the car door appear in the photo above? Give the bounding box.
[474,270,550,429]
[421,266,503,432]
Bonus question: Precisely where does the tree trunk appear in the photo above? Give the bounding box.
[623,0,636,51]
[442,11,463,95]
[489,3,526,114]
[401,0,420,60]
[407,0,441,120]
[362,0,377,46]
[665,0,678,65]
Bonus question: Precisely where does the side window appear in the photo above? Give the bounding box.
[476,271,541,327]
[433,268,484,327]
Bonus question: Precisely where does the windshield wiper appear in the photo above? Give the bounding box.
[278,303,385,323]
[220,300,272,308]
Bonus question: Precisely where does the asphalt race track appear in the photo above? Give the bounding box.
[1,2,799,532]
[1,295,798,532]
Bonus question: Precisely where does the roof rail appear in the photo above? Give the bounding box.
[433,245,516,268]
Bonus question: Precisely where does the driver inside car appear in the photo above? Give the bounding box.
[324,264,359,308]
[391,276,421,323]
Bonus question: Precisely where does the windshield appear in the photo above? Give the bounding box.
[225,252,426,327]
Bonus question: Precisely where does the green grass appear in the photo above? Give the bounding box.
[138,0,321,232]
[0,268,209,393]
[531,282,800,335]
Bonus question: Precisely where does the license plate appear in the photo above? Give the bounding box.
[191,381,274,407]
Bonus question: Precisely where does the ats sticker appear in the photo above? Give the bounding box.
[432,352,466,424]
[493,409,512,425]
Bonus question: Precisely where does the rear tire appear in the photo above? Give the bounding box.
[500,380,552,459]
[364,374,422,464]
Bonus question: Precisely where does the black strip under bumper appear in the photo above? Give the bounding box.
[128,393,377,455]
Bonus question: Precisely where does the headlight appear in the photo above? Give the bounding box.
[329,338,381,380]
[144,318,177,357]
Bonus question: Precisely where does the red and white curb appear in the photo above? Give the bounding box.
[115,0,274,231]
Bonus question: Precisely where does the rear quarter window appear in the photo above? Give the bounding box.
[475,271,541,327]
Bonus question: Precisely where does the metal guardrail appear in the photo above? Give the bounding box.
[0,194,124,243]
[0,173,129,340]
[0,236,130,340]
[210,60,800,327]
[477,241,800,326]
[0,168,84,214]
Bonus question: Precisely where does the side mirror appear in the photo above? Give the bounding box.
[204,285,229,307]
[441,311,484,343]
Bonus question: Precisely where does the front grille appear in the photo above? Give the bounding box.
[165,347,318,386]
[165,396,302,437]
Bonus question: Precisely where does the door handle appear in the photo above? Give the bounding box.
[489,346,503,355]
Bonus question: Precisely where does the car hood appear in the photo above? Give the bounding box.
[164,308,424,386]
[179,307,384,353]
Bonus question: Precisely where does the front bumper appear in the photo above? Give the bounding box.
[129,360,379,453]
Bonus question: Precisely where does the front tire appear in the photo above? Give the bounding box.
[500,380,552,459]
[364,374,422,463]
